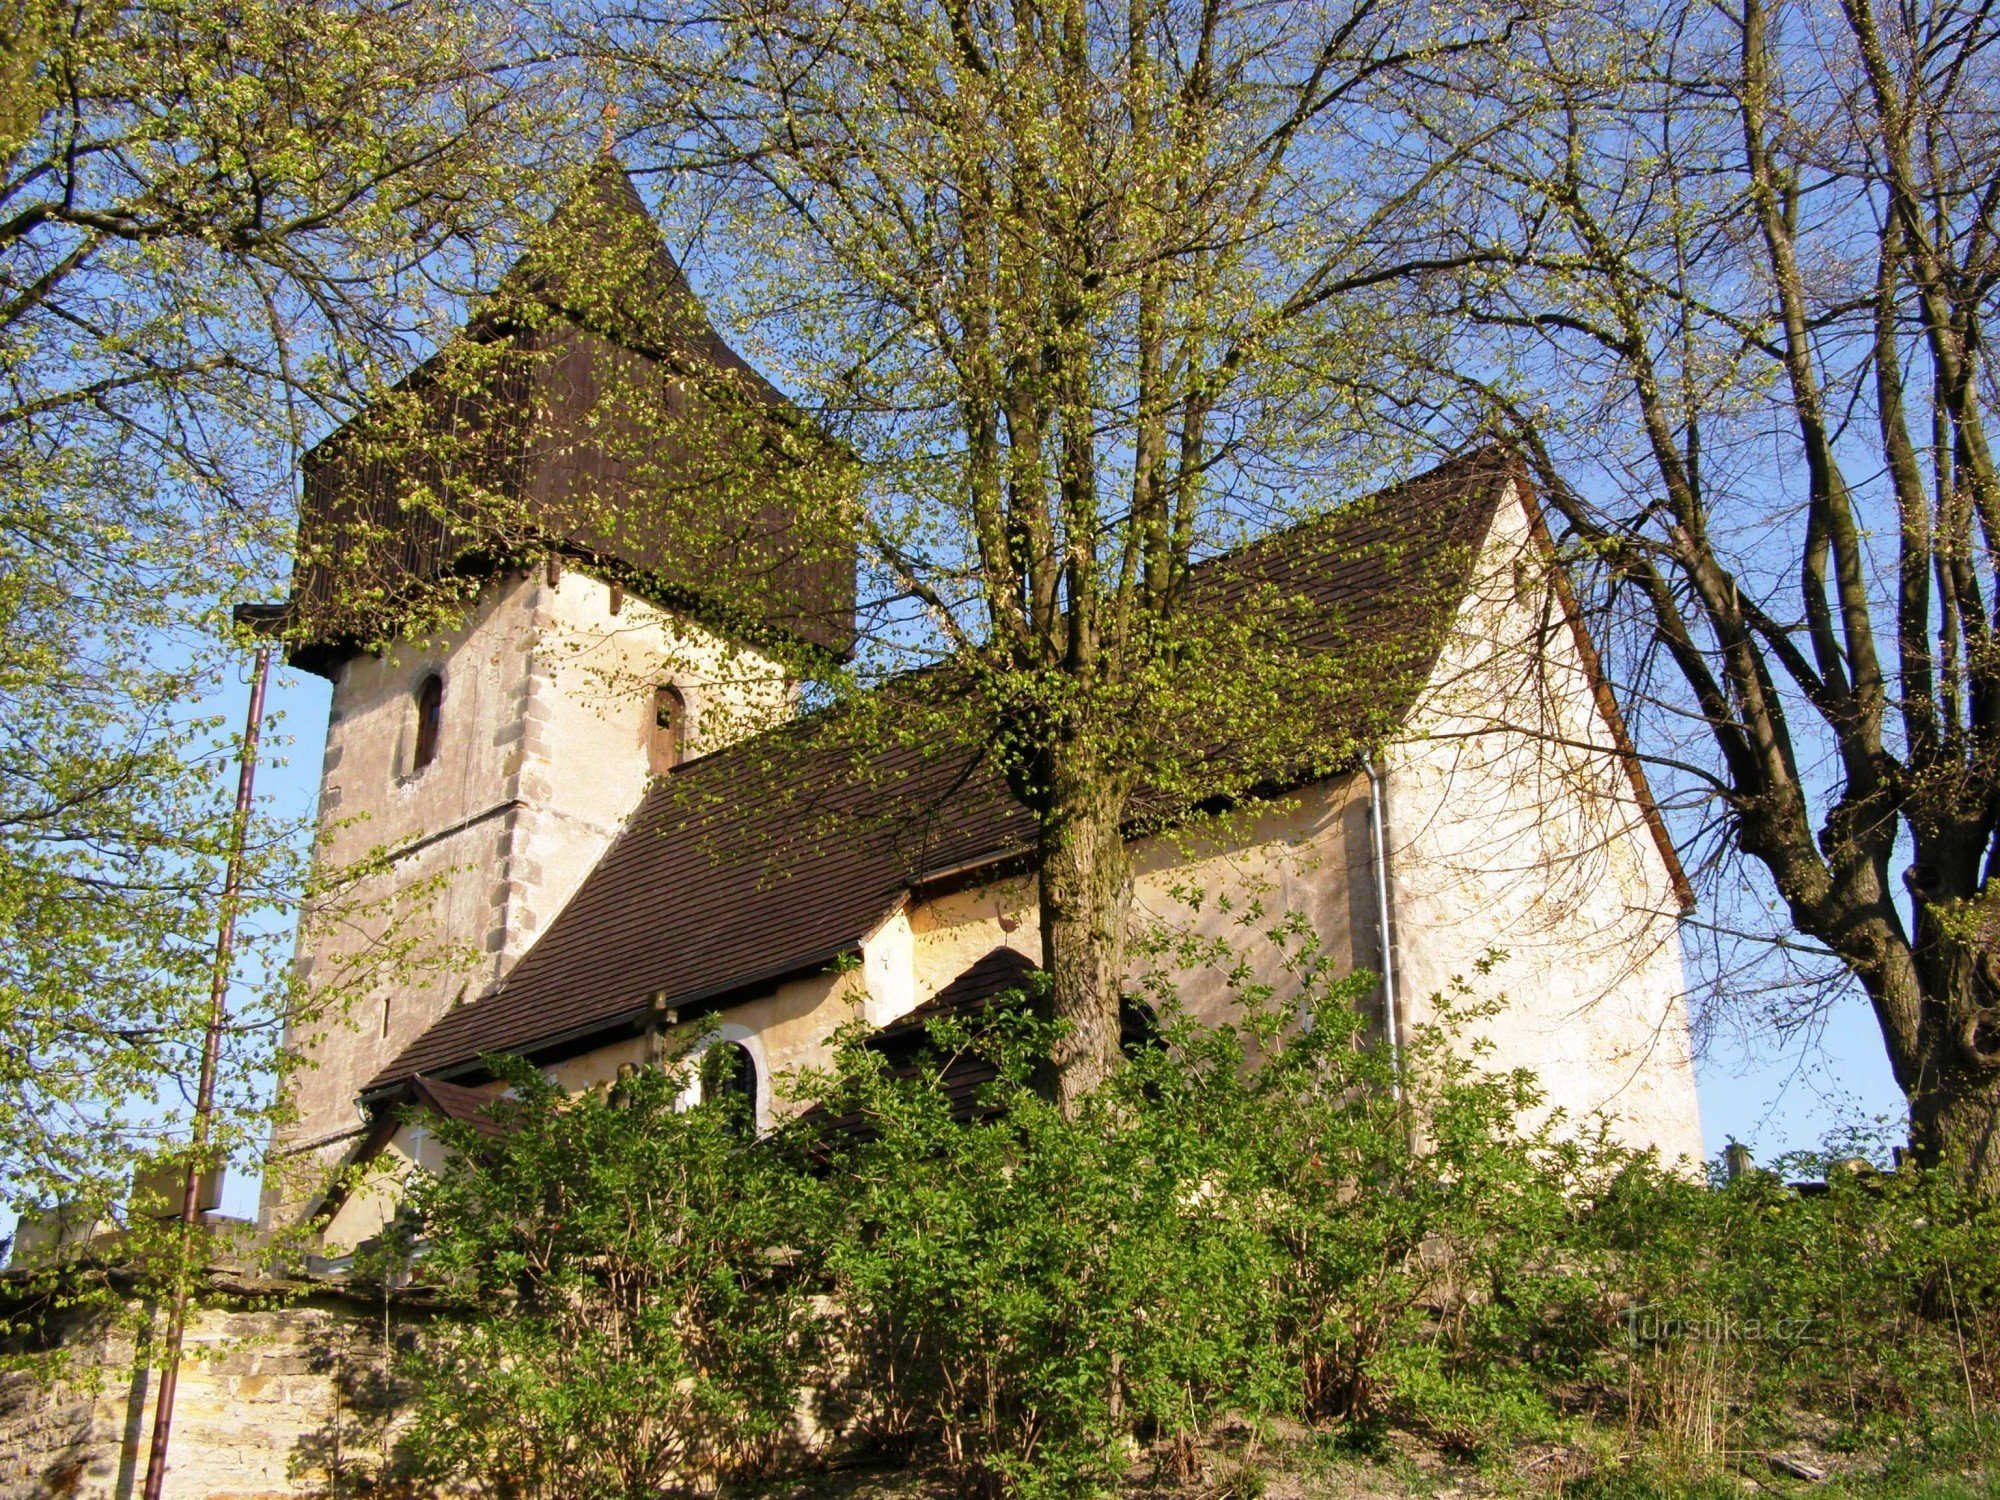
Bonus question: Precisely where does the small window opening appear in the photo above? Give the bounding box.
[1119,996,1161,1059]
[650,684,685,775]
[379,994,392,1039]
[701,1041,758,1136]
[412,674,445,773]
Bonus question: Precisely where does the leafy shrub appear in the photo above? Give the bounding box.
[1584,1147,2000,1454]
[798,937,1607,1490]
[394,1058,819,1499]
[384,927,2000,1499]
[800,998,1291,1497]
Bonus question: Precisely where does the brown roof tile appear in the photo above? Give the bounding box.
[367,722,1030,1092]
[364,447,1522,1095]
[873,946,1043,1046]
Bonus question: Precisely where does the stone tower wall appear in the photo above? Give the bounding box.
[0,1286,429,1500]
[268,566,792,1222]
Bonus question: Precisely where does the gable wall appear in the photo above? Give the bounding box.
[320,1118,457,1256]
[1385,485,1704,1163]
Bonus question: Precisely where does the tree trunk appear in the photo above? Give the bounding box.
[1036,761,1132,1117]
[1825,888,2000,1194]
[1913,1067,2000,1196]
[1905,934,2000,1195]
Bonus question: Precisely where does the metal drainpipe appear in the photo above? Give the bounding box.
[1365,757,1401,1095]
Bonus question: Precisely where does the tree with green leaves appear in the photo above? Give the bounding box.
[577,0,1507,1110]
[0,0,559,1250]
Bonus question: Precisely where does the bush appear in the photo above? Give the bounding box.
[1583,1148,2000,1455]
[800,997,1291,1497]
[797,939,1611,1490]
[384,932,2000,1499]
[394,1058,819,1499]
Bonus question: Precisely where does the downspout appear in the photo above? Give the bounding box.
[1365,757,1401,1096]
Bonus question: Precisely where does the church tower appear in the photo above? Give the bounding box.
[257,164,854,1208]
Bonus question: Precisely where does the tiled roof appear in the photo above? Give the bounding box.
[405,1075,506,1140]
[311,1072,507,1224]
[367,719,1030,1092]
[364,447,1522,1095]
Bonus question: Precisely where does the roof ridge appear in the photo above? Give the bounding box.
[613,443,1523,793]
[1186,442,1521,575]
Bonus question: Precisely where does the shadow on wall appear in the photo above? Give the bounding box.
[286,1311,414,1499]
[0,1284,443,1500]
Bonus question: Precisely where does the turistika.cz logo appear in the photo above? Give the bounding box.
[1618,1305,1817,1348]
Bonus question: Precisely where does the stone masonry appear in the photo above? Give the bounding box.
[0,1278,430,1500]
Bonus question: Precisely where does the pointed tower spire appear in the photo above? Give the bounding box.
[284,158,856,671]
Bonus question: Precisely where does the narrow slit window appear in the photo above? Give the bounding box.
[412,674,444,773]
[650,684,685,775]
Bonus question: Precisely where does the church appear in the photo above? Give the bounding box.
[251,168,1704,1251]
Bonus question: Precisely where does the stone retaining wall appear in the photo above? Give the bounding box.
[1,1281,426,1499]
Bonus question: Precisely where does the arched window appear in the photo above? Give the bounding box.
[412,674,445,773]
[650,684,685,775]
[700,1041,759,1136]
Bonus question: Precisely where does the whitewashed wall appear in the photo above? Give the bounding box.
[1386,487,1704,1165]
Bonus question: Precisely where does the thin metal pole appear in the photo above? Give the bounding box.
[141,641,272,1500]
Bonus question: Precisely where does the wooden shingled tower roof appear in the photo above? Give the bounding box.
[280,160,857,675]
